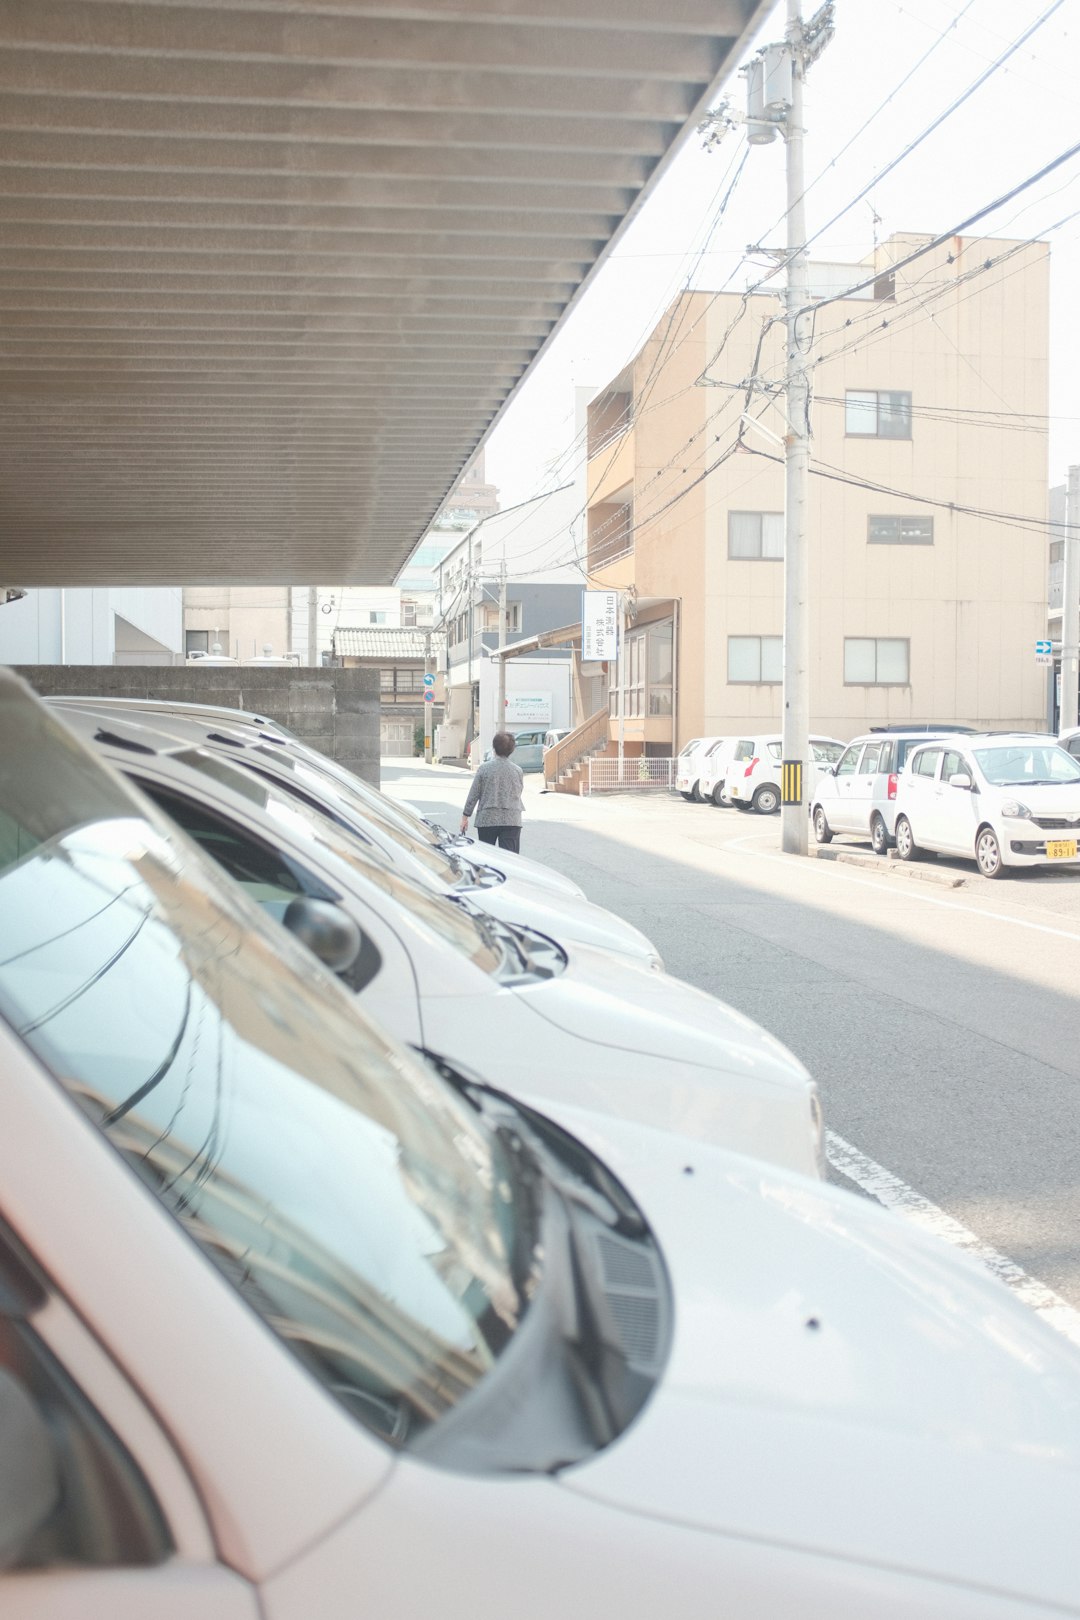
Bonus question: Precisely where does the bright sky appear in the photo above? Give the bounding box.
[483,0,1080,508]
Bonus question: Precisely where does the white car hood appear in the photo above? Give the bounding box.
[519,943,808,1090]
[472,883,662,968]
[456,844,584,899]
[997,783,1080,816]
[554,1111,1080,1611]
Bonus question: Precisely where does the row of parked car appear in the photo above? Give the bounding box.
[676,732,846,814]
[3,671,1080,1616]
[679,724,1080,879]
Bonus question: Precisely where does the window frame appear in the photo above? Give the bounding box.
[845,390,913,440]
[843,637,911,687]
[727,635,783,685]
[727,510,784,561]
[867,514,934,546]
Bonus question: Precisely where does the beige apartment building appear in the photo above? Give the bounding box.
[584,233,1050,755]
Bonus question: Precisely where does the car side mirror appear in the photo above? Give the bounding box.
[0,1369,60,1570]
[949,773,973,791]
[282,897,363,974]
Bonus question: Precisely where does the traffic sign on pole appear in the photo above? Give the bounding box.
[424,689,435,702]
[1036,639,1053,667]
[423,672,434,686]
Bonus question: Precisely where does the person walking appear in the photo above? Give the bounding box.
[460,731,524,852]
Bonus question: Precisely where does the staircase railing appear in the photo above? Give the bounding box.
[544,706,610,786]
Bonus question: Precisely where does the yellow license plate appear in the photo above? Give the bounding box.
[1046,840,1077,859]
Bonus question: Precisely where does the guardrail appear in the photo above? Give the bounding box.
[544,707,610,786]
[586,757,675,794]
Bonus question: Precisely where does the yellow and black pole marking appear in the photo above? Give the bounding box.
[781,759,803,806]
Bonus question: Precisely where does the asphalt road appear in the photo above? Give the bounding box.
[383,760,1080,1326]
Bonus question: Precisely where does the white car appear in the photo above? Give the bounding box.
[61,708,824,1178]
[894,732,1080,878]
[47,695,585,901]
[6,674,1080,1620]
[696,737,742,807]
[812,729,967,854]
[54,703,661,970]
[1059,725,1080,763]
[725,734,846,815]
[674,736,724,801]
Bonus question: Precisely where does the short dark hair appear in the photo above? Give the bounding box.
[491,731,516,757]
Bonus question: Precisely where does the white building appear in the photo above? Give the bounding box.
[0,588,183,665]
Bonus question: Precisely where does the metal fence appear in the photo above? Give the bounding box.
[586,756,675,794]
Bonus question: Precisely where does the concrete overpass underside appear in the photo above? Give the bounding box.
[0,0,767,586]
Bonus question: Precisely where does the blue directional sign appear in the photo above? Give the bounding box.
[1036,640,1052,655]
[423,672,435,686]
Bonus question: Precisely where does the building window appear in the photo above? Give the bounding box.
[481,603,522,634]
[402,600,416,627]
[368,611,387,625]
[727,635,782,684]
[844,637,910,684]
[609,620,674,718]
[868,515,934,545]
[845,390,912,438]
[185,630,209,655]
[728,511,784,560]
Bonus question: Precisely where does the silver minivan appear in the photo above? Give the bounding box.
[812,728,975,854]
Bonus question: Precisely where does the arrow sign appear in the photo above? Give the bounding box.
[1036,640,1052,655]
[423,672,435,686]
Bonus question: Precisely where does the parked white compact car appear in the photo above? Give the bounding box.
[725,734,846,815]
[674,737,722,801]
[53,703,660,969]
[893,732,1080,878]
[696,737,741,807]
[812,729,962,854]
[61,706,824,1177]
[48,695,585,901]
[7,673,1080,1620]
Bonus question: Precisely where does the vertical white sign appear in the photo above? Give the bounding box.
[581,590,619,661]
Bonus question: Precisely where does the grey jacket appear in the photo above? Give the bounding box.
[463,756,525,827]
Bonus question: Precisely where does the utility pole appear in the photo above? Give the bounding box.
[780,0,811,856]
[497,557,508,730]
[737,1,832,854]
[306,586,318,667]
[423,628,434,763]
[1063,464,1080,731]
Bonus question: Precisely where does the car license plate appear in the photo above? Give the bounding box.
[1046,839,1077,859]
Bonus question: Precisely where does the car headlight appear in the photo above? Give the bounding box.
[1000,800,1032,820]
[809,1085,826,1179]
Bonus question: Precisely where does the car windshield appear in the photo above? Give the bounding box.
[972,744,1080,787]
[167,750,500,973]
[254,743,448,851]
[0,688,528,1448]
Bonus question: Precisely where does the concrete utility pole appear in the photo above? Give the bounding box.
[497,558,508,730]
[306,586,318,667]
[736,3,832,852]
[1062,465,1080,732]
[424,628,434,763]
[781,0,812,856]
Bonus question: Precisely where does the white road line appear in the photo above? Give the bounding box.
[726,831,1080,944]
[826,1131,1080,1350]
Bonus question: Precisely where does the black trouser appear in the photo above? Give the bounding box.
[477,825,521,853]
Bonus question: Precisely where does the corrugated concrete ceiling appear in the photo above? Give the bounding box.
[0,0,769,586]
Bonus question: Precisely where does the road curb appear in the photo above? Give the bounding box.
[806,847,966,889]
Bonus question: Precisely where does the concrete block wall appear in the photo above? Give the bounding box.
[15,665,381,785]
